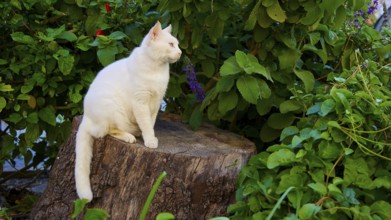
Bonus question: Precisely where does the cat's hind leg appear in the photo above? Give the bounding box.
[109,128,136,143]
[108,115,137,143]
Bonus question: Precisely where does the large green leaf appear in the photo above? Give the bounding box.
[258,79,271,99]
[244,0,261,30]
[298,203,321,220]
[267,113,295,129]
[53,49,75,75]
[220,56,242,76]
[266,1,287,23]
[236,75,260,104]
[293,68,315,93]
[97,45,118,66]
[279,100,301,113]
[11,32,36,44]
[267,148,296,169]
[218,90,238,115]
[38,106,57,126]
[108,31,128,40]
[216,76,235,92]
[84,208,110,220]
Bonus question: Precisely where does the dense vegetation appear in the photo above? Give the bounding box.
[0,0,390,219]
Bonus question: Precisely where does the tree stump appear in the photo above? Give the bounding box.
[30,113,256,220]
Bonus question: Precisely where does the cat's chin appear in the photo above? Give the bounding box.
[168,57,181,63]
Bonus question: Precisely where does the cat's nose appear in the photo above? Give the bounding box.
[178,50,182,55]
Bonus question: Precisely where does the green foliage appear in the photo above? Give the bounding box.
[228,39,391,219]
[71,198,110,220]
[0,0,158,171]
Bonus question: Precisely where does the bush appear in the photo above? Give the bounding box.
[1,0,390,219]
[0,0,158,169]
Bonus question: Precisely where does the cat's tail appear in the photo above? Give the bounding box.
[75,118,94,202]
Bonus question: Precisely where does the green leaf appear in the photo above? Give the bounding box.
[71,199,90,219]
[0,59,8,65]
[252,62,272,81]
[7,113,22,124]
[279,100,301,113]
[293,68,315,93]
[267,148,296,169]
[371,201,391,220]
[298,203,321,220]
[318,141,341,159]
[257,6,273,28]
[235,50,249,70]
[327,121,340,129]
[25,123,40,144]
[54,49,75,75]
[156,212,175,220]
[280,126,299,141]
[216,76,235,92]
[26,112,39,124]
[11,0,22,10]
[276,174,304,194]
[38,106,57,126]
[0,83,14,92]
[244,1,261,30]
[236,75,260,104]
[352,0,366,11]
[189,106,202,130]
[320,99,335,116]
[209,217,229,220]
[84,208,110,220]
[267,113,295,129]
[260,123,281,142]
[21,82,35,94]
[47,25,66,39]
[256,97,274,116]
[0,97,6,112]
[291,135,303,148]
[218,90,238,115]
[57,31,78,42]
[308,183,327,195]
[11,32,35,44]
[108,31,128,40]
[258,79,271,99]
[278,49,301,70]
[266,1,287,22]
[201,60,215,77]
[97,46,118,66]
[220,56,242,76]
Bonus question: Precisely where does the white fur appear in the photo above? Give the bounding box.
[75,21,181,201]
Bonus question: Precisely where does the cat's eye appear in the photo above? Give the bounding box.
[169,42,174,47]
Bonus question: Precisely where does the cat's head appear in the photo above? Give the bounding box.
[142,21,182,64]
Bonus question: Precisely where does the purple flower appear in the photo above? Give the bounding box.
[183,64,205,102]
[367,0,379,15]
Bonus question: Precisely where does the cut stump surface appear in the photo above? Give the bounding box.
[31,113,256,220]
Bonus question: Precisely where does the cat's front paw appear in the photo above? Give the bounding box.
[144,137,158,148]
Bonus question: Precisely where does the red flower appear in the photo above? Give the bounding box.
[95,29,105,36]
[105,3,111,14]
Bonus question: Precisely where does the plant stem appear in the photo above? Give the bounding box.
[138,171,167,220]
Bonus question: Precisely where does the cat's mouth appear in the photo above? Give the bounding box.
[168,56,181,63]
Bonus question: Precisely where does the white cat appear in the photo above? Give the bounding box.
[75,21,181,202]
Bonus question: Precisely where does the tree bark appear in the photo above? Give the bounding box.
[30,113,256,220]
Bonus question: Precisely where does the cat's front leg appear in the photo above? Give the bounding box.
[133,94,158,148]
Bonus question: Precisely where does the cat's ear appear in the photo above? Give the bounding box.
[149,21,162,40]
[163,24,172,34]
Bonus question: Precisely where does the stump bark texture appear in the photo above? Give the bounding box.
[31,114,256,220]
